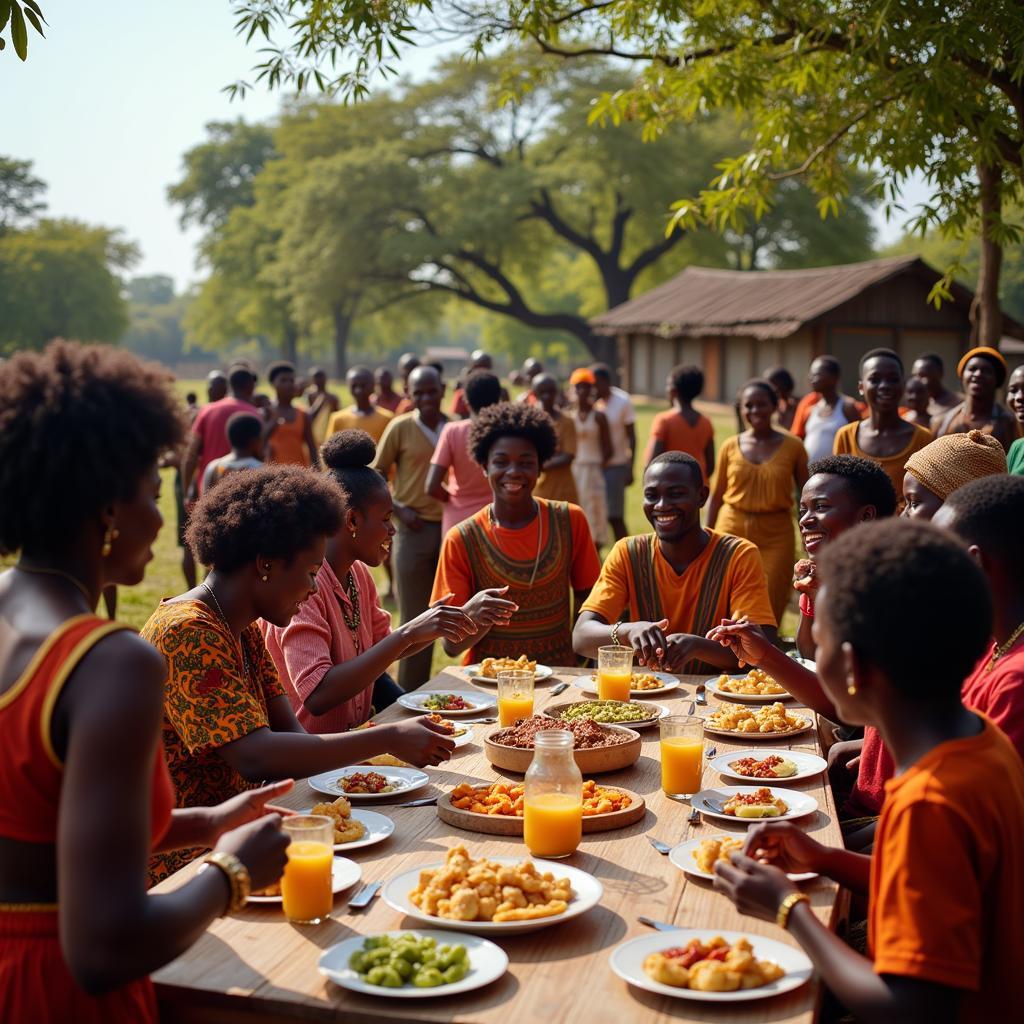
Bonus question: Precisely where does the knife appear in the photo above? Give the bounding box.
[398,796,438,807]
[639,916,680,932]
[549,682,570,696]
[347,881,380,910]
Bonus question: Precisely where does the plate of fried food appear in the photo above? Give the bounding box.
[702,702,812,739]
[463,655,553,683]
[301,796,396,851]
[668,836,818,883]
[319,930,509,999]
[398,691,495,717]
[574,671,680,697]
[610,929,812,1002]
[437,779,645,835]
[544,699,669,730]
[249,856,362,904]
[710,748,826,783]
[707,669,791,702]
[308,766,430,802]
[690,786,817,824]
[382,844,603,936]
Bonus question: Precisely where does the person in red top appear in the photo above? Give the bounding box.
[0,342,291,1024]
[713,520,1024,1024]
[645,364,715,480]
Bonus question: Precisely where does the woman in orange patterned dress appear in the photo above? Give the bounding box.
[264,361,320,467]
[0,342,292,1024]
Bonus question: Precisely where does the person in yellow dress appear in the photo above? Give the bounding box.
[707,378,809,621]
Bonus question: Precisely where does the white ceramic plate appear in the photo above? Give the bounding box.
[668,837,818,883]
[701,711,813,741]
[301,807,397,851]
[397,691,496,717]
[705,675,792,703]
[548,700,669,730]
[308,766,430,802]
[574,672,680,697]
[465,663,554,684]
[710,748,827,784]
[609,928,813,1002]
[319,929,509,999]
[249,856,361,903]
[691,786,818,824]
[382,857,603,936]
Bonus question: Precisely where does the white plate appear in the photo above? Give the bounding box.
[382,857,603,935]
[319,929,509,998]
[705,675,792,703]
[465,663,554,684]
[710,748,827,784]
[610,928,813,1002]
[668,837,818,883]
[691,786,818,825]
[308,766,430,802]
[302,807,397,851]
[249,856,361,903]
[574,672,680,697]
[397,691,496,717]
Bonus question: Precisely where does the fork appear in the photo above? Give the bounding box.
[687,806,702,825]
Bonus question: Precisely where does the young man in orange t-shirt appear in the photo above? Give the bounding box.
[711,520,1024,1023]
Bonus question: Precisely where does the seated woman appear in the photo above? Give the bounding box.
[262,431,477,733]
[0,342,290,1021]
[794,455,897,661]
[430,402,602,667]
[573,452,777,674]
[901,430,1007,521]
[936,346,1019,452]
[713,520,1024,1023]
[142,465,455,882]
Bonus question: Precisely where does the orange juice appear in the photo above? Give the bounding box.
[597,669,632,702]
[523,792,582,858]
[661,737,703,796]
[281,841,333,923]
[498,692,534,727]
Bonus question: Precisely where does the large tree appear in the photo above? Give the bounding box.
[230,0,1024,344]
[0,156,47,233]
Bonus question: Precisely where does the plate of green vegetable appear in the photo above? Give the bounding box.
[544,699,669,729]
[318,930,508,998]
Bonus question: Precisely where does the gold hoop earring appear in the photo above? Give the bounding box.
[101,527,119,558]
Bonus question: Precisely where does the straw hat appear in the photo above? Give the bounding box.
[904,430,1008,500]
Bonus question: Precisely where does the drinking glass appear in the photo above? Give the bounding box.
[660,715,704,800]
[597,645,633,702]
[280,815,334,924]
[497,670,535,727]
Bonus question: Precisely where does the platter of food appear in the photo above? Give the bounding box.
[463,656,554,683]
[573,671,680,697]
[249,856,361,904]
[436,780,645,836]
[609,929,812,1002]
[308,766,430,802]
[397,692,496,717]
[382,844,603,936]
[318,930,509,999]
[543,699,669,730]
[690,786,818,824]
[710,748,826,783]
[483,715,641,774]
[706,669,791,703]
[701,702,812,739]
[301,797,396,851]
[668,836,818,883]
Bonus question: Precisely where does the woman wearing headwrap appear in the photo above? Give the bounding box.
[569,368,612,547]
[901,429,1008,520]
[936,346,1019,452]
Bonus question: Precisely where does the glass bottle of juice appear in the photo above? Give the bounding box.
[523,730,583,859]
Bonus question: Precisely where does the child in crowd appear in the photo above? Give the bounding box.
[200,412,265,491]
[327,365,394,443]
[901,375,931,431]
[645,364,715,481]
[264,361,320,468]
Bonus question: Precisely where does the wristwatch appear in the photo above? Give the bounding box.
[776,891,810,930]
[201,851,251,913]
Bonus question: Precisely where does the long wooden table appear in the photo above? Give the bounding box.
[153,668,844,1023]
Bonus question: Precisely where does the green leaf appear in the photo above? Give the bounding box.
[0,0,11,33]
[22,0,43,17]
[10,2,28,59]
[23,5,43,36]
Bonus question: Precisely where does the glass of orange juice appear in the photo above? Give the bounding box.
[497,669,534,727]
[660,715,704,801]
[597,645,633,702]
[280,815,334,924]
[523,730,583,858]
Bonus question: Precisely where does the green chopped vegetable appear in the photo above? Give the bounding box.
[351,934,471,989]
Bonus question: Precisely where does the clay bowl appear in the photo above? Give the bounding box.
[483,724,641,774]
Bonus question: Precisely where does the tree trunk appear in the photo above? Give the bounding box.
[971,162,1003,345]
[332,303,352,379]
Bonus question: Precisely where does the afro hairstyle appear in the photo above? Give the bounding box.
[942,474,1024,574]
[806,455,898,519]
[469,401,556,467]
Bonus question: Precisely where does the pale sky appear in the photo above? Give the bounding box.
[1,2,926,292]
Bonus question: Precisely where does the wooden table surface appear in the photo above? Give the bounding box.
[153,667,843,1024]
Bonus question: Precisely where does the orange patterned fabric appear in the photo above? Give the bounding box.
[141,599,286,882]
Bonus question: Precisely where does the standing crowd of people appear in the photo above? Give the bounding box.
[2,335,1024,1021]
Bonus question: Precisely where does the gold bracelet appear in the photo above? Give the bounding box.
[776,891,810,930]
[201,851,251,913]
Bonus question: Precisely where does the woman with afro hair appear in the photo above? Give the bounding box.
[262,430,477,732]
[0,342,293,1022]
[430,402,602,667]
[141,462,455,882]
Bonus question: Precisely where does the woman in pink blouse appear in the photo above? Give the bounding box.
[262,431,477,732]
[426,371,504,536]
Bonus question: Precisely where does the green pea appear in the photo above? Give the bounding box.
[363,947,392,967]
[388,955,413,980]
[413,967,445,988]
[366,964,404,988]
[363,935,389,950]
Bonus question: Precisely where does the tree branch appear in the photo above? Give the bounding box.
[623,227,685,285]
[525,187,605,263]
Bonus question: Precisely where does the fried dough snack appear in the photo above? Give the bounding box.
[643,936,785,991]
[310,795,368,844]
[706,702,806,734]
[630,672,665,691]
[409,844,573,922]
[692,836,744,874]
[448,779,631,817]
[479,655,537,678]
[717,669,787,696]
